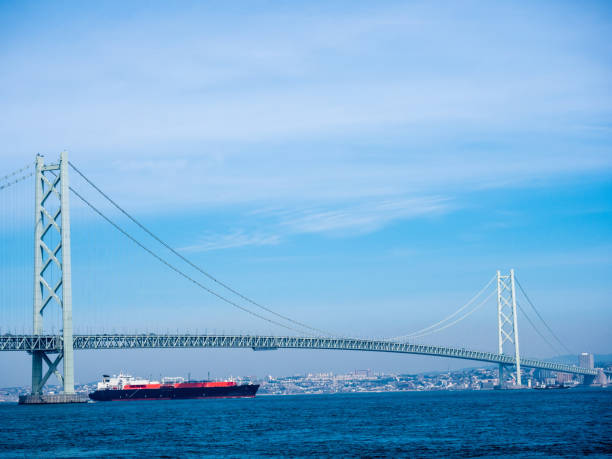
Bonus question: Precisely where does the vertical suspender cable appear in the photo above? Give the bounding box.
[68,161,334,337]
[515,277,573,355]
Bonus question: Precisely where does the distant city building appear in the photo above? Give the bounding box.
[556,372,572,383]
[535,369,553,380]
[580,352,595,369]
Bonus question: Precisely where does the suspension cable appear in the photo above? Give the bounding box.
[0,170,33,192]
[515,277,573,355]
[0,163,31,183]
[68,185,320,336]
[403,288,497,341]
[68,161,334,337]
[388,274,496,341]
[516,300,562,355]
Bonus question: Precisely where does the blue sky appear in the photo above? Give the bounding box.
[0,1,611,386]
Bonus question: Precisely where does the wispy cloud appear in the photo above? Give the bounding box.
[1,1,610,152]
[0,1,610,242]
[181,195,450,251]
[272,196,450,235]
[180,230,281,252]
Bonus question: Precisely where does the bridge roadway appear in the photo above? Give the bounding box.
[0,334,599,377]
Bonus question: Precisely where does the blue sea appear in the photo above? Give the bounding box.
[0,389,610,457]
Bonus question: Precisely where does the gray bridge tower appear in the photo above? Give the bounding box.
[31,152,75,397]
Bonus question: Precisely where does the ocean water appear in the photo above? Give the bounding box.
[0,388,610,457]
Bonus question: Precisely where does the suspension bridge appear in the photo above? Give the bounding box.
[0,152,606,403]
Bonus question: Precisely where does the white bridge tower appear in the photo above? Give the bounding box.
[31,152,75,396]
[497,269,521,387]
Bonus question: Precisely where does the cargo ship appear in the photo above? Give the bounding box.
[89,373,259,401]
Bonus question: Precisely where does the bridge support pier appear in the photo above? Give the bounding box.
[583,374,596,386]
[31,351,43,394]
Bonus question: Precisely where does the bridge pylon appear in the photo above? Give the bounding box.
[31,152,75,396]
[497,269,521,387]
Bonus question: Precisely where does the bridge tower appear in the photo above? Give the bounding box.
[497,269,521,386]
[31,152,75,396]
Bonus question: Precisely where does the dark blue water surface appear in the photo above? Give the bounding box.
[1,389,611,457]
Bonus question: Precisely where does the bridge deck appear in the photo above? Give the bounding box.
[0,334,598,376]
